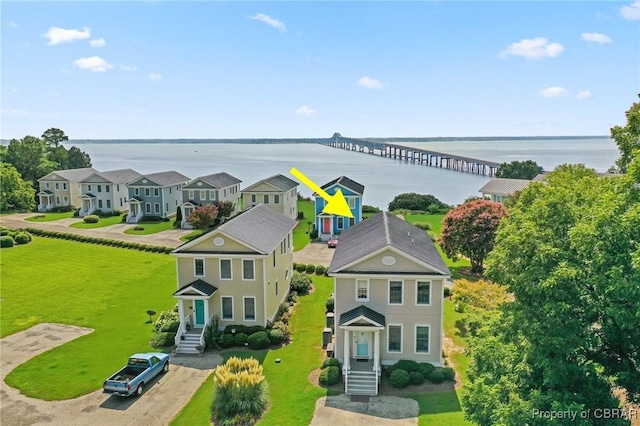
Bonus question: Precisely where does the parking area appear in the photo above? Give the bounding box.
[293,241,336,268]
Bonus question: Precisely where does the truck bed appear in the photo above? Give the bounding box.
[108,366,147,383]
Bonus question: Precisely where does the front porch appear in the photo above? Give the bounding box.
[37,191,54,212]
[173,279,218,354]
[79,194,96,217]
[126,197,145,223]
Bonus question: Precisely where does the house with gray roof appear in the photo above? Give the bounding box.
[125,171,191,223]
[170,204,296,354]
[241,174,299,220]
[328,211,451,395]
[78,169,141,216]
[478,177,532,203]
[37,167,98,212]
[315,176,365,241]
[179,172,242,228]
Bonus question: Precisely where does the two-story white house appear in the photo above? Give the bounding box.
[179,172,242,228]
[328,211,451,395]
[126,171,190,223]
[241,174,299,220]
[170,204,296,353]
[78,169,141,216]
[37,167,98,211]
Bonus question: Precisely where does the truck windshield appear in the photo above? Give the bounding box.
[128,358,149,367]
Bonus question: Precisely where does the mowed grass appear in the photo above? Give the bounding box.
[170,274,333,425]
[409,391,472,426]
[25,211,75,222]
[293,200,315,251]
[124,220,175,235]
[69,215,123,229]
[0,237,176,400]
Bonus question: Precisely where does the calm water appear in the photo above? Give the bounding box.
[72,138,618,209]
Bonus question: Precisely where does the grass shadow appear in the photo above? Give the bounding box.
[454,319,469,339]
[406,389,464,415]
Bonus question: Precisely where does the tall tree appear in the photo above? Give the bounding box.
[48,145,69,170]
[41,128,68,148]
[495,160,543,179]
[5,136,56,187]
[213,200,235,219]
[67,146,92,168]
[439,199,507,274]
[610,96,640,173]
[0,163,36,211]
[187,205,219,230]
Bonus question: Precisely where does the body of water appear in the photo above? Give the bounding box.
[71,137,618,209]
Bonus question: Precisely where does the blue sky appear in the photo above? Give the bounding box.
[2,1,639,139]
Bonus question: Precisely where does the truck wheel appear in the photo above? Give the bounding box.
[162,362,169,373]
[136,383,144,396]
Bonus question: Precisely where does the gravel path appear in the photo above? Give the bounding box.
[310,395,418,425]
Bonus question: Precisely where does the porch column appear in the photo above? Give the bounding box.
[177,299,185,326]
[343,329,350,373]
[203,298,210,326]
[374,330,380,374]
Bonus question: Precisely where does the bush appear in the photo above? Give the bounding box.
[133,226,145,231]
[213,357,269,420]
[409,371,424,385]
[393,360,421,373]
[362,204,381,213]
[153,305,179,332]
[247,331,270,350]
[0,236,15,248]
[388,193,449,212]
[290,272,312,295]
[418,363,435,377]
[268,328,285,344]
[412,222,431,230]
[319,366,340,386]
[219,334,236,348]
[150,331,176,348]
[325,297,334,313]
[321,357,341,369]
[315,265,326,275]
[295,263,306,273]
[14,232,31,244]
[225,325,267,336]
[390,369,410,388]
[269,321,290,340]
[142,215,164,222]
[83,214,99,223]
[305,264,316,274]
[296,211,304,220]
[73,209,80,217]
[51,205,75,212]
[309,228,319,239]
[442,367,456,381]
[444,287,452,298]
[159,320,180,333]
[234,333,248,346]
[428,369,445,384]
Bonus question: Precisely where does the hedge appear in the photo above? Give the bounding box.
[390,369,410,388]
[321,357,341,369]
[247,331,271,350]
[319,366,340,386]
[0,236,15,248]
[428,369,445,384]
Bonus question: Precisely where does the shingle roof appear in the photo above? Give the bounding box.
[478,178,531,196]
[329,211,450,275]
[339,305,386,327]
[39,167,98,182]
[187,172,242,189]
[320,176,364,195]
[38,189,53,195]
[93,169,141,184]
[173,279,218,297]
[139,171,190,187]
[242,174,299,192]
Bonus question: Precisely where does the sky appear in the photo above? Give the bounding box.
[1,1,639,139]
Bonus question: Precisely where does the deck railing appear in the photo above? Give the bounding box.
[174,314,192,347]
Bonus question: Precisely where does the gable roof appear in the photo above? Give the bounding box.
[339,305,386,327]
[82,168,141,184]
[185,172,242,189]
[478,177,531,196]
[173,279,218,297]
[329,211,450,275]
[242,174,299,192]
[173,204,297,255]
[135,171,191,187]
[38,167,98,182]
[320,176,364,195]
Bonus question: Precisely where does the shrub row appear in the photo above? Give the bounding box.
[387,360,455,388]
[293,263,329,276]
[24,228,173,254]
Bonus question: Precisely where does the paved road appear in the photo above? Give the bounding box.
[0,323,221,426]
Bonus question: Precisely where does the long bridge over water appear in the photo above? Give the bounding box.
[322,133,500,176]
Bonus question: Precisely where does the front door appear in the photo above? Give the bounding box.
[355,331,369,358]
[194,300,205,326]
[322,217,331,234]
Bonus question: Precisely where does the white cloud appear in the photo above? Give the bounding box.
[120,64,137,72]
[250,13,286,32]
[357,76,385,89]
[43,26,90,45]
[89,38,106,47]
[499,37,564,60]
[577,90,592,99]
[73,56,113,72]
[621,0,640,20]
[540,86,569,98]
[581,32,612,44]
[295,106,316,116]
[149,73,163,82]
[1,109,28,115]
[8,21,19,28]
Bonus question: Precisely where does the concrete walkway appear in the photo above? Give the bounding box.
[310,395,418,425]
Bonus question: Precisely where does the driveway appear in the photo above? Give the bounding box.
[310,395,418,425]
[1,323,221,426]
[293,241,336,268]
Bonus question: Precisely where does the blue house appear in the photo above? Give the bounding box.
[314,176,364,241]
[126,171,191,223]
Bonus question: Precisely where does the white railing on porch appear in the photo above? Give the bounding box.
[199,327,206,347]
[174,314,192,346]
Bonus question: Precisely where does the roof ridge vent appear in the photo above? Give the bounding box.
[383,211,391,245]
[411,238,414,244]
[407,231,411,237]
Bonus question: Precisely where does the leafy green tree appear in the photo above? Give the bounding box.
[495,160,543,179]
[48,145,69,169]
[187,205,219,230]
[5,136,56,187]
[439,200,507,274]
[174,206,182,227]
[41,128,68,148]
[67,146,92,168]
[610,96,640,173]
[213,200,235,219]
[388,192,449,212]
[0,163,36,211]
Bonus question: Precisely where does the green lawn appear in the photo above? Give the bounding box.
[409,391,472,426]
[1,237,176,400]
[180,229,203,242]
[124,220,175,235]
[25,211,75,222]
[69,215,123,229]
[293,200,315,251]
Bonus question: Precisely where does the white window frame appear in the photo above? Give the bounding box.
[210,190,216,200]
[63,196,68,204]
[348,197,356,209]
[194,258,205,277]
[145,203,151,213]
[337,217,344,230]
[416,281,432,306]
[63,183,67,190]
[355,279,369,302]
[220,259,232,280]
[134,188,139,196]
[46,182,50,189]
[263,194,269,204]
[154,203,160,214]
[414,324,431,354]
[106,185,110,193]
[154,188,159,197]
[274,194,280,204]
[55,182,60,190]
[88,184,92,191]
[242,259,255,281]
[251,194,256,203]
[55,196,60,205]
[388,280,404,305]
[243,296,257,322]
[221,296,234,321]
[145,188,150,197]
[188,190,195,199]
[106,200,111,209]
[387,324,403,354]
[98,199,103,209]
[200,190,206,200]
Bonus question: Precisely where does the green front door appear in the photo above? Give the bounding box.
[195,300,205,326]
